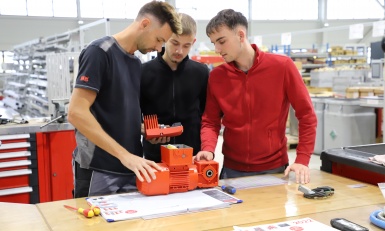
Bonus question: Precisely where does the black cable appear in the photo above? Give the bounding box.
[302,186,334,199]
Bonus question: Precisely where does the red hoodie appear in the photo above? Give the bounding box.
[201,44,317,172]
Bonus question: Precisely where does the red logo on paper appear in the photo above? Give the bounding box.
[80,76,89,82]
[125,210,137,214]
[289,227,304,231]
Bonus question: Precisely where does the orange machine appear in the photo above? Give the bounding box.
[137,144,218,196]
[143,115,183,140]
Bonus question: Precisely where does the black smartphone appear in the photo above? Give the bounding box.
[330,218,369,231]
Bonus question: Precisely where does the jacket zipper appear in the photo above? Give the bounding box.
[245,72,251,166]
[268,129,272,153]
[172,72,176,144]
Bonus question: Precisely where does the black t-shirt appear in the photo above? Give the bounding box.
[74,36,142,175]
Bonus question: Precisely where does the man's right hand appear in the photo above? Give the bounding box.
[147,136,170,144]
[120,154,163,183]
[194,151,215,161]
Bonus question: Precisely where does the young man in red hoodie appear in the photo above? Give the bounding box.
[194,9,317,184]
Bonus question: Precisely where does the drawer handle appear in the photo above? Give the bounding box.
[0,142,31,150]
[0,160,31,169]
[0,186,33,196]
[0,151,31,160]
[0,169,32,178]
[0,134,30,140]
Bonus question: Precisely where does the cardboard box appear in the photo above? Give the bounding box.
[293,61,302,70]
[346,87,360,99]
[359,87,375,97]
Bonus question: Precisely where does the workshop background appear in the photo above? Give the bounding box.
[0,0,384,204]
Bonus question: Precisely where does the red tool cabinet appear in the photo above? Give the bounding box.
[0,129,76,204]
[36,130,76,202]
[0,134,38,203]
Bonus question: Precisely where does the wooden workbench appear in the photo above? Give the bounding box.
[3,169,385,230]
[1,202,50,230]
[210,204,384,230]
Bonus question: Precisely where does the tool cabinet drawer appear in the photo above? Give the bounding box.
[0,134,31,142]
[0,150,32,160]
[0,169,38,190]
[0,142,32,153]
[0,151,36,166]
[0,159,37,171]
[0,186,38,204]
[0,134,36,153]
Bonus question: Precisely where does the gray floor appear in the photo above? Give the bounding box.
[213,135,322,171]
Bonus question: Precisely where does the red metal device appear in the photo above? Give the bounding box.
[136,144,219,196]
[143,115,183,140]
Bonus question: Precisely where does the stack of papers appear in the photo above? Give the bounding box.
[233,218,338,230]
[86,188,239,222]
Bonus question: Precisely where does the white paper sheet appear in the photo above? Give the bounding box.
[86,189,230,222]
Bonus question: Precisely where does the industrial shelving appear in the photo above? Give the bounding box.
[10,36,72,118]
[270,45,330,78]
[6,19,110,118]
[272,43,369,77]
[328,55,368,67]
[2,61,29,113]
[289,52,329,77]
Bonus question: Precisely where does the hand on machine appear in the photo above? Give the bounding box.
[143,115,183,140]
[136,144,219,196]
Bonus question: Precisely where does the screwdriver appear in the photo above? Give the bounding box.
[64,205,95,218]
[90,205,101,216]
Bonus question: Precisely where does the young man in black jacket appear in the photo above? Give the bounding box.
[141,13,209,162]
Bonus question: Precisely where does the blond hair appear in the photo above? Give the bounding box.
[179,13,196,36]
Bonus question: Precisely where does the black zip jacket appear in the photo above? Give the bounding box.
[140,51,209,162]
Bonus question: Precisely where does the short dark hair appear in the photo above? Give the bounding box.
[206,9,248,36]
[136,1,182,35]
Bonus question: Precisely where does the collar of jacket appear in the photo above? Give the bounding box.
[228,44,261,73]
[156,47,189,71]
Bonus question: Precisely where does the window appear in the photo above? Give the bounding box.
[328,0,383,19]
[103,0,127,19]
[0,0,76,17]
[27,0,53,16]
[53,0,77,17]
[0,0,27,16]
[176,0,249,20]
[79,0,161,19]
[80,0,103,18]
[125,0,158,19]
[253,0,318,20]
